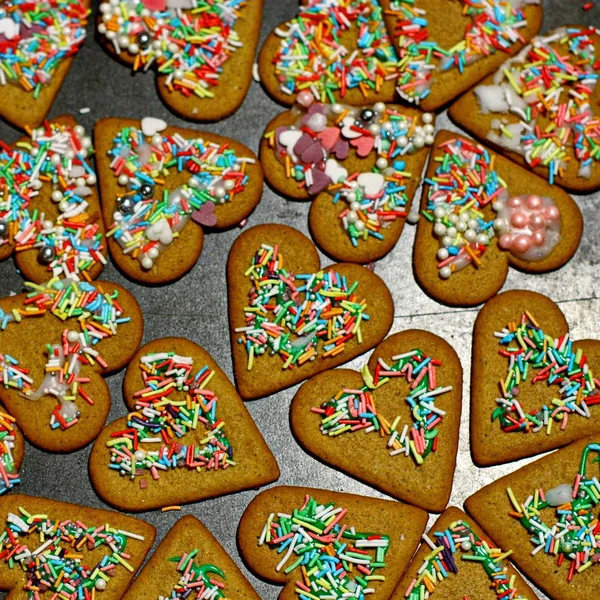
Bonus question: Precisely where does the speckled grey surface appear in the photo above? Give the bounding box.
[0,1,598,599]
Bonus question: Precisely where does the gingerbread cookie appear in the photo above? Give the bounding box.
[89,337,279,512]
[261,97,435,263]
[237,486,428,600]
[94,117,263,285]
[392,507,537,600]
[413,130,582,307]
[465,436,600,600]
[471,289,600,467]
[0,1,90,130]
[122,515,260,600]
[0,493,155,600]
[227,224,394,400]
[97,1,264,121]
[450,26,600,192]
[0,278,143,453]
[290,330,462,512]
[0,115,106,283]
[380,0,543,111]
[0,407,23,495]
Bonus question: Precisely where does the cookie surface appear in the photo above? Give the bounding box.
[238,485,428,600]
[97,1,263,121]
[450,26,600,192]
[89,337,279,512]
[291,329,462,512]
[0,115,105,283]
[471,289,600,466]
[122,515,260,600]
[0,407,24,495]
[465,436,600,600]
[0,279,143,453]
[380,0,543,111]
[0,493,155,600]
[413,130,582,307]
[227,224,394,400]
[94,117,263,285]
[391,506,537,600]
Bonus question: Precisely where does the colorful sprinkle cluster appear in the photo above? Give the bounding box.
[312,348,451,465]
[494,312,600,435]
[0,411,19,494]
[98,0,244,101]
[478,27,600,183]
[0,0,88,95]
[236,244,369,371]
[0,278,130,430]
[259,495,390,599]
[164,555,226,600]
[0,507,143,598]
[271,0,398,101]
[107,121,252,271]
[508,443,600,582]
[108,352,233,484]
[0,121,102,281]
[405,520,525,599]
[390,0,535,104]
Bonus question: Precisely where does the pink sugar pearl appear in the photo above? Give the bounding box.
[514,235,532,253]
[511,211,528,228]
[526,195,543,210]
[297,90,314,107]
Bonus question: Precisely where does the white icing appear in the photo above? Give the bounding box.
[546,483,573,507]
[475,85,510,114]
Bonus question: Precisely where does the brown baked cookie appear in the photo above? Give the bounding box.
[89,337,279,512]
[450,26,600,192]
[0,279,143,453]
[391,506,538,600]
[0,1,90,130]
[122,515,260,600]
[258,1,397,107]
[0,405,24,495]
[227,223,394,400]
[0,493,155,600]
[0,115,106,283]
[94,117,263,285]
[471,289,600,467]
[413,130,582,307]
[96,1,263,121]
[465,436,600,600]
[237,485,428,600]
[290,330,462,512]
[379,0,543,112]
[261,99,435,263]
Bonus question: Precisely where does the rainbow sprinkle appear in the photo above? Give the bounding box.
[404,519,525,599]
[164,554,226,600]
[259,495,390,599]
[0,411,19,494]
[98,0,245,101]
[312,348,451,464]
[494,312,600,435]
[107,352,233,483]
[508,443,600,582]
[0,121,102,281]
[236,244,369,370]
[0,0,88,96]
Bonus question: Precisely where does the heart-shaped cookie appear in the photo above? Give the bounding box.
[413,130,582,307]
[465,436,600,600]
[379,0,543,111]
[0,493,156,600]
[0,115,106,283]
[0,406,23,495]
[238,485,428,600]
[0,278,143,453]
[471,290,600,467]
[227,224,394,400]
[291,329,462,512]
[261,101,434,263]
[96,1,264,121]
[94,117,263,285]
[0,1,90,130]
[391,507,537,600]
[89,337,279,512]
[121,515,260,600]
[450,26,600,192]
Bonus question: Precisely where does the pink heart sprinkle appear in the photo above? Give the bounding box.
[192,202,218,227]
[351,135,375,158]
[317,127,341,152]
[143,0,166,9]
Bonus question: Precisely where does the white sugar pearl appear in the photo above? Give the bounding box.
[128,43,140,55]
[439,266,452,279]
[153,40,162,50]
[461,540,472,551]
[105,30,116,41]
[369,124,381,136]
[468,219,478,229]
[347,211,358,223]
[58,200,69,213]
[67,330,80,343]
[476,234,489,245]
[76,177,86,187]
[51,190,63,202]
[448,214,458,224]
[32,180,43,190]
[424,134,434,145]
[74,125,85,136]
[148,247,159,259]
[397,136,408,147]
[113,212,123,222]
[119,35,129,47]
[437,248,449,261]
[224,179,235,191]
[350,202,361,212]
[382,121,393,132]
[214,186,226,199]
[141,257,153,270]
[355,220,365,232]
[188,177,200,188]
[174,69,184,79]
[433,223,446,236]
[464,229,477,242]
[43,220,54,230]
[152,134,163,146]
[168,43,179,54]
[87,174,97,185]
[423,124,434,135]
[134,449,146,462]
[446,227,457,238]
[373,102,386,113]
[331,104,344,114]
[433,207,446,219]
[95,579,107,591]
[456,221,467,232]
[346,192,357,202]
[442,235,453,247]
[99,3,112,13]
[51,154,61,165]
[376,158,388,170]
[81,137,92,149]
[118,174,129,186]
[493,218,507,232]
[422,113,433,124]
[412,136,425,149]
